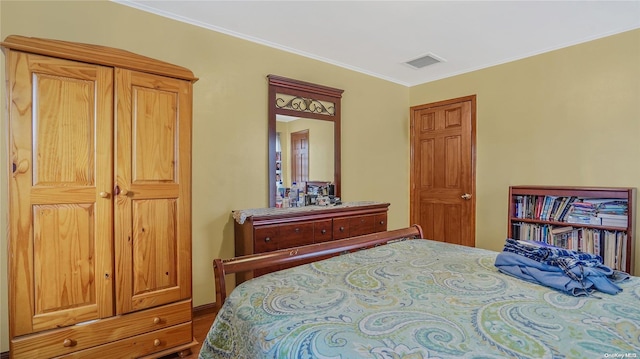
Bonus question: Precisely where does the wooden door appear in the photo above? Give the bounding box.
[114,69,192,314]
[291,130,309,183]
[7,52,114,336]
[410,96,476,247]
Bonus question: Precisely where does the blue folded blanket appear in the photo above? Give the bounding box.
[495,239,629,296]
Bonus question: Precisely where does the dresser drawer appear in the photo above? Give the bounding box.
[374,213,387,232]
[314,219,333,243]
[254,225,280,253]
[348,214,376,237]
[254,221,315,253]
[55,322,192,358]
[334,214,382,239]
[12,300,192,358]
[277,221,315,248]
[333,217,350,240]
[255,221,317,275]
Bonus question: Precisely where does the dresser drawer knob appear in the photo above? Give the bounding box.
[63,339,76,347]
[340,226,345,232]
[294,228,300,232]
[264,237,271,242]
[154,339,161,347]
[321,229,327,234]
[153,317,161,324]
[379,220,385,225]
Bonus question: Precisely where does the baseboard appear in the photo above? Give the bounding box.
[193,301,218,316]
[0,303,217,359]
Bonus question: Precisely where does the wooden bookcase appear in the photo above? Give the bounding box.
[508,186,635,274]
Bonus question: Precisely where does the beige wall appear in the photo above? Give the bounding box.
[410,29,640,272]
[0,0,409,351]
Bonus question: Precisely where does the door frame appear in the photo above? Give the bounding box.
[409,95,477,244]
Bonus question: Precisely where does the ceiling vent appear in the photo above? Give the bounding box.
[404,53,444,69]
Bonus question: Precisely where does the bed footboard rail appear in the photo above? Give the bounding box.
[213,224,423,308]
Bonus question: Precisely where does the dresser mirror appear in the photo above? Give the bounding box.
[268,75,343,207]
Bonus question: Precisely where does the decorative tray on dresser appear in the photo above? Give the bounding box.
[233,201,390,283]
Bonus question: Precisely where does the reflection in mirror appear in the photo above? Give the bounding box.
[276,115,334,189]
[268,75,343,207]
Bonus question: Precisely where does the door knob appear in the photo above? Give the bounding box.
[114,185,130,196]
[461,193,472,200]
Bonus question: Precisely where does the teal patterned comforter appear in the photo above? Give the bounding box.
[199,239,640,359]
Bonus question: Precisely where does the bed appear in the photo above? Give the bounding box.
[199,225,640,358]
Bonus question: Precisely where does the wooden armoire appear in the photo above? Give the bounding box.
[2,36,197,358]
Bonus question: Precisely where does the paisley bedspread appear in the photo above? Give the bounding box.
[199,239,640,359]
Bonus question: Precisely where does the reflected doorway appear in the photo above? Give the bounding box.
[291,130,309,183]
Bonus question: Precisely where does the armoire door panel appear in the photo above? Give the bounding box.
[33,204,96,312]
[132,86,177,183]
[33,74,95,186]
[132,199,178,295]
[115,68,192,314]
[7,51,114,336]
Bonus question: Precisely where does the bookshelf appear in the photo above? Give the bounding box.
[508,186,635,274]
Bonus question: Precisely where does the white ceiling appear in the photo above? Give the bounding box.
[115,1,640,87]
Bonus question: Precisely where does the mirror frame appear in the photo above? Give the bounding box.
[268,75,344,207]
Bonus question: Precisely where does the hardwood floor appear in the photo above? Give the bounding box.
[160,310,217,359]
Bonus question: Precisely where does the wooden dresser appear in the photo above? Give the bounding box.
[3,35,197,358]
[233,202,390,283]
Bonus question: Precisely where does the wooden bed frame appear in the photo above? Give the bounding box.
[213,225,424,308]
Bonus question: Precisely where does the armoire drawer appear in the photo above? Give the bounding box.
[56,322,192,358]
[12,300,192,358]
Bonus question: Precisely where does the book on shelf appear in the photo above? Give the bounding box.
[566,214,602,225]
[553,196,575,221]
[540,196,554,221]
[601,230,627,271]
[509,222,627,271]
[596,213,628,227]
